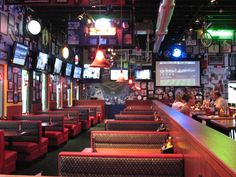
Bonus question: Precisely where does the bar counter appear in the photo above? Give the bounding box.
[153,100,236,177]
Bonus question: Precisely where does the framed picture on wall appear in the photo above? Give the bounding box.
[7,66,12,80]
[8,81,13,90]
[8,14,15,26]
[0,13,8,35]
[13,93,18,104]
[17,77,22,90]
[208,55,224,65]
[208,42,220,54]
[18,91,22,102]
[220,39,232,53]
[7,91,13,103]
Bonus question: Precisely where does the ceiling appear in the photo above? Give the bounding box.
[29,0,236,51]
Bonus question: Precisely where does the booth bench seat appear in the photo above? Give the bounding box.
[0,130,17,174]
[0,120,48,162]
[58,152,184,177]
[90,131,169,150]
[13,114,68,147]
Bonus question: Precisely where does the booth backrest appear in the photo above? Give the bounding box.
[13,114,65,132]
[58,152,184,177]
[125,100,153,107]
[91,131,168,149]
[105,120,161,131]
[0,120,41,143]
[120,110,154,115]
[115,114,155,121]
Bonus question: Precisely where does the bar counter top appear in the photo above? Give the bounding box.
[153,100,236,177]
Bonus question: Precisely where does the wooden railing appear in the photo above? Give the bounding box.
[153,100,236,177]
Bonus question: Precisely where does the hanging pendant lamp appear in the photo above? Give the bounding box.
[90,49,110,68]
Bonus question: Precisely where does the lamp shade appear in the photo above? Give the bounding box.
[116,70,126,83]
[90,49,110,68]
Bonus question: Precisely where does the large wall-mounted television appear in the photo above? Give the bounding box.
[65,63,73,77]
[73,66,82,79]
[134,69,152,80]
[10,42,29,67]
[53,58,63,74]
[155,61,200,86]
[36,52,49,71]
[110,69,128,81]
[82,64,101,79]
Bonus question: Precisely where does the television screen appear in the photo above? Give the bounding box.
[82,64,101,79]
[73,66,82,79]
[36,52,48,71]
[12,43,29,66]
[228,81,236,104]
[65,63,73,77]
[110,69,128,80]
[53,58,63,74]
[155,61,200,86]
[134,69,151,80]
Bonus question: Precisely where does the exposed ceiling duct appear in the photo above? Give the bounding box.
[153,0,175,53]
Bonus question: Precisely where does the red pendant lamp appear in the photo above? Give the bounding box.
[90,49,110,68]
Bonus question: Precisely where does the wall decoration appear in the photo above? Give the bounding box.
[8,81,13,90]
[208,42,220,54]
[232,45,236,52]
[7,66,12,80]
[17,77,22,90]
[0,13,8,35]
[13,92,18,104]
[0,50,7,60]
[7,91,13,103]
[8,14,15,26]
[141,82,146,89]
[220,39,232,53]
[148,91,154,98]
[148,82,154,90]
[18,91,22,102]
[208,55,224,65]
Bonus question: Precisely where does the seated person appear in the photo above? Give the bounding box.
[213,90,228,111]
[180,93,195,116]
[172,93,184,111]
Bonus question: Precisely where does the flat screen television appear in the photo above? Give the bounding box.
[155,61,200,86]
[73,66,82,79]
[134,69,152,80]
[65,63,73,77]
[53,58,63,74]
[228,81,236,104]
[82,64,101,79]
[36,52,48,71]
[11,43,29,66]
[110,69,128,80]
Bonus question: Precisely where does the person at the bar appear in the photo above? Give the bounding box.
[213,90,228,111]
[172,93,184,111]
[180,93,195,116]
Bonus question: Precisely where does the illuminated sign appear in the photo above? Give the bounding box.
[89,27,116,36]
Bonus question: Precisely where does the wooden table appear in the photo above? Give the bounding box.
[95,148,161,154]
[197,115,234,125]
[210,119,236,139]
[41,122,58,137]
[4,130,28,150]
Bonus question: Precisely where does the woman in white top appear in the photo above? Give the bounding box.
[172,93,184,111]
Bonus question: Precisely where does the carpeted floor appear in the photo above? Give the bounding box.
[14,123,105,176]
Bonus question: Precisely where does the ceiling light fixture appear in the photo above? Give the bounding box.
[90,49,110,68]
[26,19,41,35]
